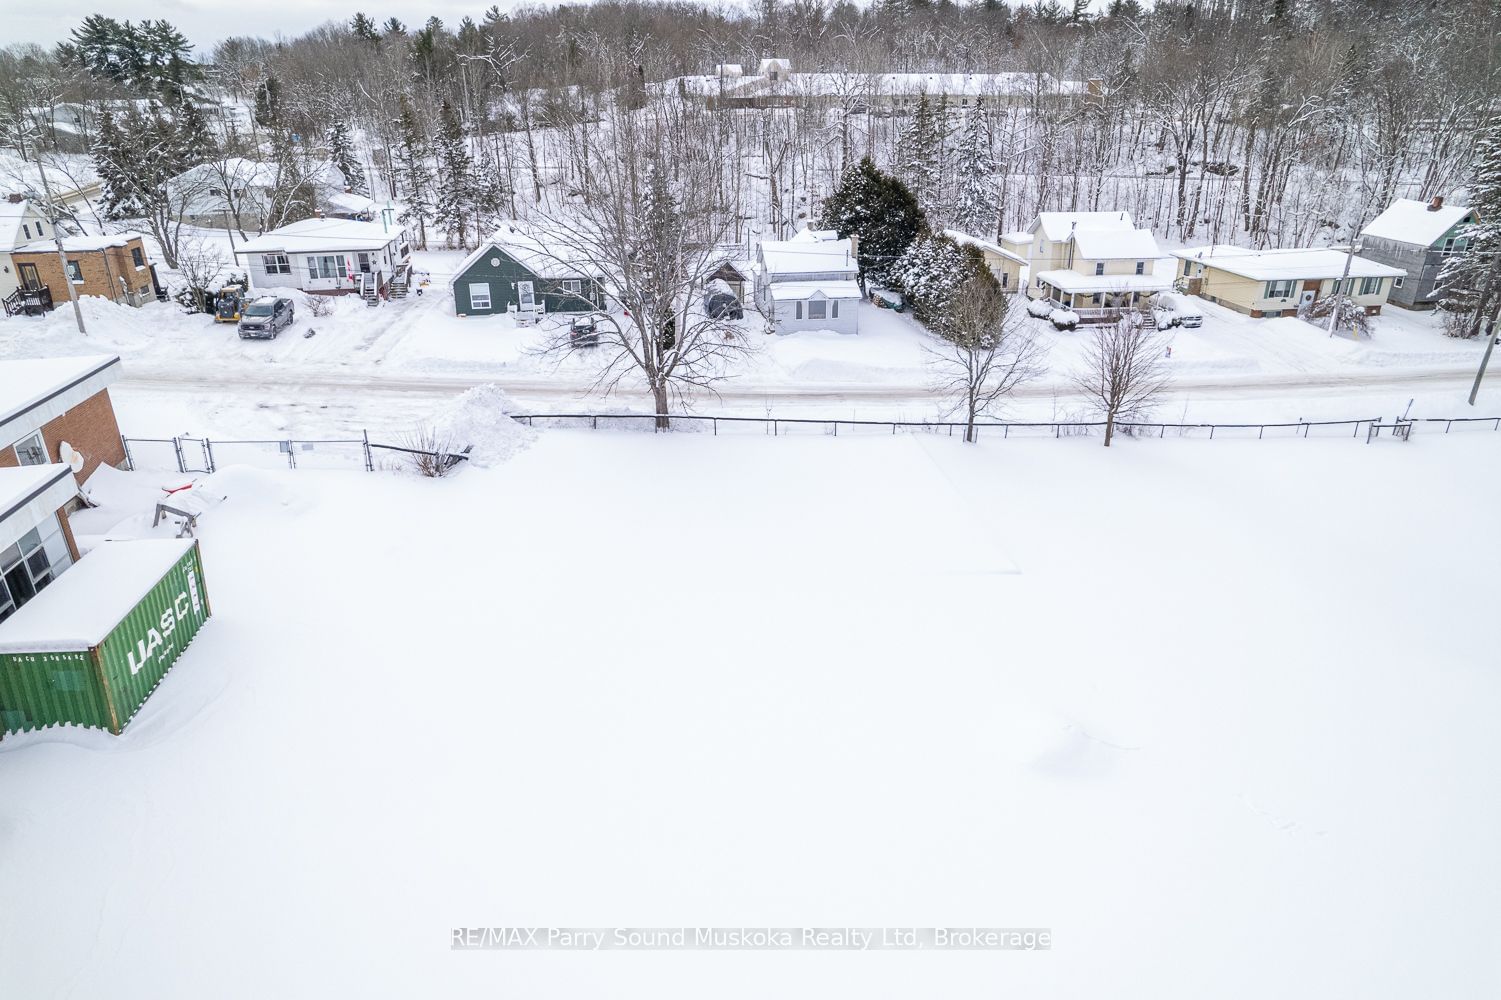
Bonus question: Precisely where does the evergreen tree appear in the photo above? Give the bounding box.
[383,17,407,36]
[1438,115,1501,339]
[949,97,996,235]
[893,230,997,328]
[432,100,476,249]
[254,75,283,130]
[899,91,942,215]
[327,118,368,196]
[817,157,926,289]
[394,97,435,250]
[351,12,380,44]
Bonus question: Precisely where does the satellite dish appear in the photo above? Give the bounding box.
[59,441,85,474]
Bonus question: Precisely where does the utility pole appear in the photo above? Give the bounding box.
[26,130,87,335]
[1328,228,1361,338]
[1470,317,1498,406]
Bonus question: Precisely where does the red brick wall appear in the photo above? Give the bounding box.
[0,388,125,481]
[10,238,154,304]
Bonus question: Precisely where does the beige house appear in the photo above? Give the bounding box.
[1023,211,1172,317]
[1171,246,1406,317]
[943,229,1029,292]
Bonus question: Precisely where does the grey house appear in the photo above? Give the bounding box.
[754,229,861,335]
[450,227,607,317]
[1359,197,1477,310]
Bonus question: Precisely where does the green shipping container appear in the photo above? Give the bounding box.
[0,538,211,736]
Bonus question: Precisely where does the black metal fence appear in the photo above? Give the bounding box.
[120,411,1499,473]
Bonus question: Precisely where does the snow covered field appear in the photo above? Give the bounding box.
[1,429,1497,998]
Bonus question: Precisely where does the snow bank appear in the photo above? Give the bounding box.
[430,383,537,467]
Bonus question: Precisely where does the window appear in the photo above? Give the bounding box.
[1183,260,1191,277]
[66,260,83,282]
[468,282,492,310]
[1442,237,1457,253]
[1265,279,1297,299]
[308,255,347,280]
[1001,271,1008,288]
[831,300,839,318]
[1394,275,1405,289]
[0,515,72,624]
[36,222,44,236]
[130,247,144,268]
[1092,292,1102,304]
[1135,261,1145,275]
[1359,276,1382,296]
[263,254,290,274]
[21,224,30,240]
[562,279,582,296]
[12,431,46,466]
[1094,262,1105,276]
[808,299,827,320]
[795,302,803,320]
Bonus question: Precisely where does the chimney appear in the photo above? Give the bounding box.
[849,233,859,261]
[1427,196,1444,212]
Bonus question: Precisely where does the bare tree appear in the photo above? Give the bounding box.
[928,278,1047,443]
[173,234,229,313]
[1072,310,1171,447]
[531,109,749,427]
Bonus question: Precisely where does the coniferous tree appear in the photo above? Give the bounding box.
[351,12,381,44]
[1438,115,1501,339]
[432,100,476,248]
[327,118,368,196]
[893,230,997,326]
[818,157,926,289]
[949,97,996,235]
[394,98,435,249]
[900,91,942,216]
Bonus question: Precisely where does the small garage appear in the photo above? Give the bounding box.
[0,538,211,736]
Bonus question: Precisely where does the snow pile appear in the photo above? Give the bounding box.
[430,383,536,467]
[1027,297,1054,318]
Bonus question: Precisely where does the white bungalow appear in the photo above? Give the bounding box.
[234,217,412,304]
[754,228,861,335]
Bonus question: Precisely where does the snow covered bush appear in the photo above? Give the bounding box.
[1027,297,1055,319]
[1298,295,1371,340]
[1050,308,1081,331]
[893,231,996,328]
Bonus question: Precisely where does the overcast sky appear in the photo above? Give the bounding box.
[7,2,511,51]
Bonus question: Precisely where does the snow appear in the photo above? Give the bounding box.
[0,352,118,423]
[0,464,76,549]
[16,232,145,252]
[759,238,857,276]
[1033,269,1174,295]
[1034,211,1134,242]
[1069,227,1162,260]
[0,430,1497,996]
[235,218,405,254]
[430,384,536,467]
[1173,245,1406,281]
[0,538,193,651]
[768,280,863,301]
[0,198,42,250]
[449,225,600,285]
[943,228,1027,264]
[1360,197,1473,248]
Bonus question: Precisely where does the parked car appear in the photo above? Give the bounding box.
[871,288,905,312]
[1153,292,1203,329]
[706,290,743,320]
[238,296,295,339]
[570,315,601,348]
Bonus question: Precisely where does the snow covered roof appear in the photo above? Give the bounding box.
[323,190,379,216]
[1034,269,1174,295]
[1360,198,1475,248]
[759,237,856,277]
[790,227,839,243]
[0,200,44,252]
[451,226,602,286]
[1000,231,1033,246]
[15,232,145,253]
[1033,211,1134,242]
[1071,228,1161,260]
[769,280,863,301]
[944,229,1027,265]
[1172,245,1406,281]
[670,70,1089,100]
[0,464,78,553]
[235,218,406,255]
[0,538,196,652]
[0,355,121,451]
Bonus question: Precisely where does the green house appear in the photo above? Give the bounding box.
[450,228,608,317]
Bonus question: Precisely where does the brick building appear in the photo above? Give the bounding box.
[9,233,156,308]
[0,356,126,484]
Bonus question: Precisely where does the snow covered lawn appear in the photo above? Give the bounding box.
[1,430,1497,998]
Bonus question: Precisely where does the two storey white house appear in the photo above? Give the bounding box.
[1024,211,1173,319]
[754,228,861,335]
[234,217,412,305]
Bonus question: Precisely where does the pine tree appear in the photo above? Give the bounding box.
[394,99,435,249]
[254,75,282,130]
[432,100,476,249]
[1438,115,1501,339]
[949,97,996,235]
[351,12,380,44]
[818,157,926,289]
[893,231,996,328]
[327,118,368,197]
[900,91,942,215]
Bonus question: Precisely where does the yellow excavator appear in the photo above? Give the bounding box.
[213,284,245,323]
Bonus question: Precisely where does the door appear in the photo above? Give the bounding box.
[357,252,373,274]
[1299,289,1316,308]
[517,280,535,310]
[17,263,41,290]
